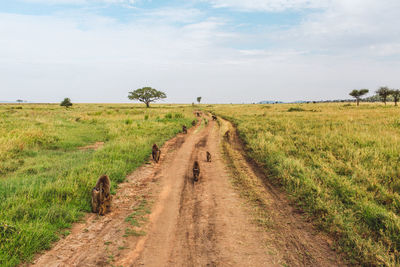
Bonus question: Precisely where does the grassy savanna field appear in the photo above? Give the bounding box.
[0,103,195,266]
[208,103,400,266]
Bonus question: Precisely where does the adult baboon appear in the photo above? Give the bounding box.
[152,144,161,163]
[193,161,200,182]
[182,125,187,134]
[212,115,217,121]
[224,130,230,142]
[206,151,211,162]
[91,175,112,216]
[192,120,196,126]
[196,112,201,117]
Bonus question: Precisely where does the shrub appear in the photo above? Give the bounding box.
[288,107,305,112]
[174,113,184,118]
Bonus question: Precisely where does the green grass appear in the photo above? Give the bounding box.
[207,103,400,266]
[0,103,195,266]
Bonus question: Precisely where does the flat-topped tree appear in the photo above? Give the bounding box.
[197,96,202,104]
[390,89,400,106]
[376,86,391,105]
[60,98,72,108]
[128,87,166,108]
[349,89,369,106]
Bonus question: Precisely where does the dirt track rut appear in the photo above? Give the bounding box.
[31,114,344,267]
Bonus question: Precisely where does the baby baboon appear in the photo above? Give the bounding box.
[192,120,196,126]
[193,161,200,182]
[182,125,187,134]
[91,174,112,216]
[206,151,211,162]
[212,115,217,121]
[152,144,161,163]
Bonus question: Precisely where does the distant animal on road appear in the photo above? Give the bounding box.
[91,175,112,216]
[196,112,201,117]
[206,151,211,162]
[152,144,161,163]
[193,161,200,182]
[192,120,196,126]
[182,125,187,134]
[224,130,230,141]
[212,115,217,121]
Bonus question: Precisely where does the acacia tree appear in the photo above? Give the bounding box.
[376,86,391,105]
[197,96,202,104]
[60,98,72,108]
[390,89,400,106]
[128,87,166,108]
[349,89,369,106]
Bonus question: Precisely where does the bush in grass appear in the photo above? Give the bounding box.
[288,107,305,112]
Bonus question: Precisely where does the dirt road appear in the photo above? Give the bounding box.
[31,114,344,267]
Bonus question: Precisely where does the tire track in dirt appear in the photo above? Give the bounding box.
[131,117,275,267]
[218,116,346,266]
[30,130,193,267]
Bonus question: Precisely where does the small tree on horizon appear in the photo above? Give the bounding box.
[128,87,166,108]
[349,89,369,106]
[16,99,23,103]
[390,89,400,106]
[197,96,202,104]
[376,86,391,105]
[60,98,72,108]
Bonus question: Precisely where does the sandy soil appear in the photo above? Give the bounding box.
[30,114,345,267]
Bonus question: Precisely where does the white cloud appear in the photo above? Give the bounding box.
[203,0,331,12]
[20,0,138,5]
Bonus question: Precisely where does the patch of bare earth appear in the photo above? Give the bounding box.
[29,114,345,267]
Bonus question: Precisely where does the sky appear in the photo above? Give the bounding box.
[1,0,400,103]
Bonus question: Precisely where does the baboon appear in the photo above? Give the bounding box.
[91,175,112,216]
[192,120,196,126]
[152,144,161,163]
[206,151,211,162]
[193,161,200,182]
[196,112,201,117]
[224,130,230,141]
[182,125,187,134]
[212,115,217,121]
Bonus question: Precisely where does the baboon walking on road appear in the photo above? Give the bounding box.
[193,161,200,182]
[152,144,161,163]
[212,115,217,121]
[206,151,211,162]
[182,125,187,134]
[91,175,112,216]
[192,120,196,126]
[224,130,230,141]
